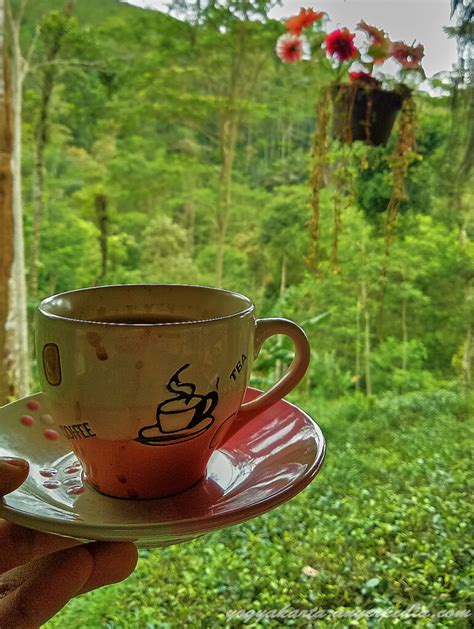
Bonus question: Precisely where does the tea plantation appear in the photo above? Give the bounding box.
[46,389,473,628]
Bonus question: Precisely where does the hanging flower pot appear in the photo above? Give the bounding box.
[331,82,405,146]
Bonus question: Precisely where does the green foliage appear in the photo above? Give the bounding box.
[141,215,202,284]
[44,390,473,627]
[11,1,474,623]
[19,2,471,398]
[371,337,435,393]
[37,211,101,295]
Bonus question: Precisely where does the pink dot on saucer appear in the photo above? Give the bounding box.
[39,468,58,478]
[20,415,34,426]
[27,400,40,410]
[44,429,59,440]
[43,480,60,489]
[65,466,81,474]
[67,485,84,496]
[40,414,54,425]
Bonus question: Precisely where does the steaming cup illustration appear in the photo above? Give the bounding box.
[35,284,310,499]
[137,364,219,444]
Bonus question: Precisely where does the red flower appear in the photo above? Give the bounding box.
[325,29,358,62]
[285,8,325,35]
[349,72,381,87]
[276,33,305,64]
[390,41,424,69]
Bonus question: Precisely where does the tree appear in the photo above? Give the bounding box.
[446,0,474,388]
[5,0,39,395]
[260,184,309,296]
[141,214,201,284]
[169,0,278,286]
[30,5,73,297]
[202,15,275,287]
[3,0,468,400]
[0,0,14,402]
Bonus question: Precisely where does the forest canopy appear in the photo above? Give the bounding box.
[0,0,472,400]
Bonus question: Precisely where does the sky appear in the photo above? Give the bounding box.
[121,0,459,79]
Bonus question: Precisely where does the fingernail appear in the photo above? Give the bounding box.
[0,456,28,469]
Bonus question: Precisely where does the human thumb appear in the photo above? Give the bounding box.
[0,457,29,496]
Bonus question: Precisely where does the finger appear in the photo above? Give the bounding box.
[0,457,29,496]
[78,542,138,594]
[0,546,94,629]
[0,457,79,573]
[0,521,83,573]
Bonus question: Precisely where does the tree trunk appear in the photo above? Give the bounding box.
[448,18,473,390]
[362,280,372,397]
[463,316,472,390]
[215,116,236,288]
[308,88,330,273]
[376,97,417,340]
[461,226,472,388]
[183,171,195,258]
[355,297,361,392]
[185,197,195,258]
[7,4,29,395]
[279,254,286,296]
[274,255,287,382]
[401,296,408,371]
[30,100,46,298]
[244,122,252,174]
[330,145,353,273]
[214,24,252,288]
[95,193,108,284]
[0,0,14,402]
[330,197,342,272]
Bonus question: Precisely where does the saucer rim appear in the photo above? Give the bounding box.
[0,390,326,540]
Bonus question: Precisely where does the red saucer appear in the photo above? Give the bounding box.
[0,388,325,547]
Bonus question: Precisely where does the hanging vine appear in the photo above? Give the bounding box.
[330,143,354,272]
[330,190,343,272]
[307,86,330,274]
[376,93,418,339]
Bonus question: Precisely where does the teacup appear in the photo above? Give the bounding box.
[35,284,310,498]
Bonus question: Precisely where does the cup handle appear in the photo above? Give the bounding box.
[237,317,310,422]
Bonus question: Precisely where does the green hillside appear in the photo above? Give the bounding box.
[15,0,143,26]
[14,0,177,49]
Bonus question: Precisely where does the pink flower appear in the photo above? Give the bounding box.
[390,41,425,69]
[285,8,325,36]
[276,33,305,64]
[325,29,358,62]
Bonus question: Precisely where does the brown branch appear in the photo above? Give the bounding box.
[5,1,20,52]
[376,95,418,339]
[22,25,41,80]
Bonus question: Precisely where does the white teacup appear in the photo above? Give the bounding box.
[35,284,310,498]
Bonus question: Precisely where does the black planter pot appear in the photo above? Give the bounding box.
[332,84,404,146]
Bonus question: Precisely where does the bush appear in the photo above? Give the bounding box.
[372,338,435,393]
[45,388,473,628]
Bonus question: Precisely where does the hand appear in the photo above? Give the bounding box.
[0,457,138,628]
